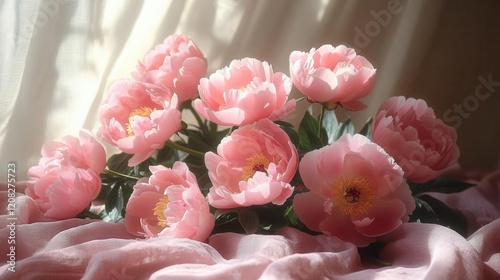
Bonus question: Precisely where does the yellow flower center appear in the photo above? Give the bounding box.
[153,196,170,227]
[241,154,270,181]
[331,176,375,216]
[126,107,155,136]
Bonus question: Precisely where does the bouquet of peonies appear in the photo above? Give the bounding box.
[26,34,472,250]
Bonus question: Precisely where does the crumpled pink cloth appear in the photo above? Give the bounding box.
[1,170,499,280]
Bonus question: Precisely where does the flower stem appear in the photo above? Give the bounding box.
[295,97,306,103]
[105,169,140,180]
[165,140,205,158]
[317,105,325,138]
[187,103,207,131]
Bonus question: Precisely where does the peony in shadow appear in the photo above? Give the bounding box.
[372,96,460,183]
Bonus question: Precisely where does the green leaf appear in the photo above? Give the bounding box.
[215,211,239,226]
[414,195,467,236]
[409,178,475,196]
[211,122,234,143]
[156,145,174,165]
[187,129,213,153]
[274,120,294,127]
[280,124,299,147]
[298,133,312,151]
[209,121,219,134]
[409,197,438,223]
[105,182,120,214]
[321,109,339,144]
[252,206,289,231]
[186,128,203,140]
[135,160,154,177]
[77,209,102,220]
[121,181,134,215]
[358,117,373,139]
[358,242,392,267]
[177,121,189,135]
[335,118,355,140]
[104,181,133,222]
[113,186,125,221]
[196,172,212,196]
[300,108,320,136]
[101,172,117,184]
[106,153,133,174]
[172,140,190,161]
[299,129,323,151]
[102,208,122,223]
[285,205,299,226]
[307,130,324,150]
[211,128,231,148]
[238,209,259,234]
[298,109,323,151]
[211,211,246,234]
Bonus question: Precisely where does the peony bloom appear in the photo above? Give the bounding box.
[35,130,106,173]
[98,79,182,166]
[124,162,215,242]
[205,119,298,208]
[293,134,415,247]
[132,34,207,102]
[26,131,106,220]
[289,44,376,110]
[193,58,296,126]
[372,96,460,183]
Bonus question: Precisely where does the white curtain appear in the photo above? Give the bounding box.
[1,0,498,181]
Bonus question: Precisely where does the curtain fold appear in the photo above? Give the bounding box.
[1,0,498,181]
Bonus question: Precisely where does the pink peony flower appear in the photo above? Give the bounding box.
[26,131,106,220]
[293,134,415,247]
[289,44,376,110]
[132,34,207,102]
[98,79,182,166]
[124,162,215,241]
[36,130,107,173]
[193,58,296,126]
[372,96,460,183]
[205,119,298,208]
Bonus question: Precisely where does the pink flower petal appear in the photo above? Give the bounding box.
[292,192,329,233]
[372,96,460,183]
[194,58,294,126]
[294,134,414,246]
[124,162,215,242]
[206,119,298,208]
[289,44,376,111]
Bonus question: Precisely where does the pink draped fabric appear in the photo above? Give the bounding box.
[1,170,499,279]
